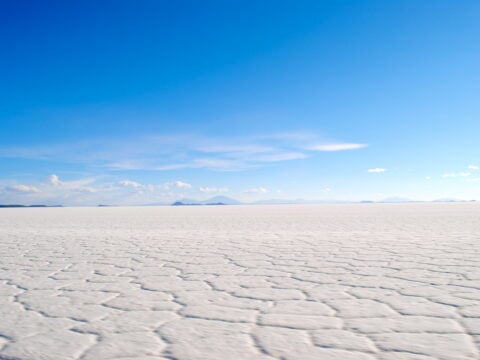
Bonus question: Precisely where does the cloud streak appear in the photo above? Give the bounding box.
[368,168,386,173]
[119,179,192,190]
[309,143,367,152]
[199,187,228,193]
[7,184,41,193]
[119,180,143,188]
[243,187,268,194]
[0,132,367,172]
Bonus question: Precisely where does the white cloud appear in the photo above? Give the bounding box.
[468,164,479,170]
[255,152,308,162]
[7,184,41,193]
[1,133,366,172]
[257,132,316,141]
[321,187,332,193]
[191,158,247,171]
[368,168,386,173]
[310,143,368,152]
[0,175,194,206]
[156,181,193,190]
[119,180,192,191]
[197,144,274,154]
[425,176,432,180]
[47,174,96,190]
[199,187,228,193]
[75,186,97,193]
[171,181,192,189]
[442,172,471,178]
[243,187,268,194]
[118,180,143,188]
[48,174,61,186]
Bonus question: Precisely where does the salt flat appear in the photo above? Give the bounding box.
[0,203,479,360]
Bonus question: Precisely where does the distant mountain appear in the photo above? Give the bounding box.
[200,196,242,205]
[173,197,353,206]
[0,204,62,208]
[165,196,477,207]
[433,198,459,203]
[143,201,169,206]
[172,201,227,206]
[172,201,197,206]
[175,198,200,205]
[433,198,476,203]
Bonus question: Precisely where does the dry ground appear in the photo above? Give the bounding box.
[0,203,479,360]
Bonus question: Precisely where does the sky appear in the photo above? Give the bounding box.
[1,0,479,205]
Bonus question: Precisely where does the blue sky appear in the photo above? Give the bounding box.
[1,0,479,205]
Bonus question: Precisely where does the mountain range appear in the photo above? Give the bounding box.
[165,196,476,206]
[156,196,478,206]
[2,197,474,208]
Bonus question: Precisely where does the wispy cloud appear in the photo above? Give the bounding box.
[47,174,96,189]
[243,187,268,194]
[196,144,274,154]
[48,174,61,186]
[172,181,192,189]
[468,164,479,170]
[6,184,41,193]
[119,180,143,188]
[0,132,366,172]
[255,152,308,162]
[199,187,228,193]
[368,168,386,173]
[119,179,192,190]
[309,143,368,152]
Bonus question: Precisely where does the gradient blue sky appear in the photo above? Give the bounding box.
[1,0,479,205]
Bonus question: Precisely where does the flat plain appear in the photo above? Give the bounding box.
[0,203,479,360]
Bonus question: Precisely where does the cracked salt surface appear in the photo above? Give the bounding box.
[0,203,479,360]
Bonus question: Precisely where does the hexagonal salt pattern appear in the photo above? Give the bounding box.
[0,203,479,360]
